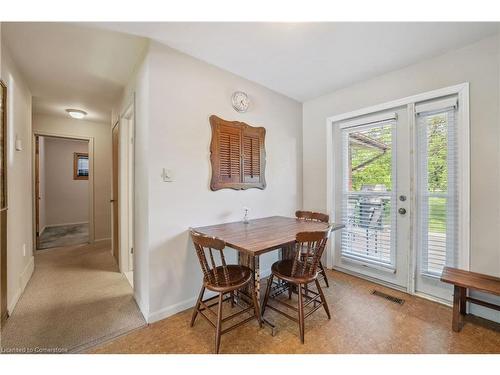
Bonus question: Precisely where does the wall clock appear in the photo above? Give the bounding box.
[231,91,250,113]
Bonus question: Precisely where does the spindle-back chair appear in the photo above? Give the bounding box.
[262,228,332,343]
[295,210,330,287]
[190,229,262,353]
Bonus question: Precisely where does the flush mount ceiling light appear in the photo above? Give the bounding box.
[65,109,87,119]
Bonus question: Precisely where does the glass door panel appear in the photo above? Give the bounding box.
[334,108,410,288]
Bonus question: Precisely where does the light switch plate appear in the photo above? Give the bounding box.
[15,138,23,151]
[162,168,174,182]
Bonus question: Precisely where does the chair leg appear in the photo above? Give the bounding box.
[261,274,274,316]
[298,284,305,344]
[315,279,331,319]
[288,282,293,300]
[251,285,263,328]
[215,292,224,354]
[190,285,205,327]
[319,261,329,288]
[230,291,235,308]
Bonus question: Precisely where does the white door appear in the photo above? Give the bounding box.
[333,107,411,288]
[414,96,463,302]
[331,91,468,303]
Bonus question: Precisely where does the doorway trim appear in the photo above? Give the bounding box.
[32,131,95,249]
[325,82,470,301]
[117,99,135,279]
[0,80,8,327]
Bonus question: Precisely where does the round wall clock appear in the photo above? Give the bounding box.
[231,91,250,113]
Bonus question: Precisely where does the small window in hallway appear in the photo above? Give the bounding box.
[73,152,89,180]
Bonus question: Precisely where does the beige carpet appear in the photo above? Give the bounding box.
[0,240,146,353]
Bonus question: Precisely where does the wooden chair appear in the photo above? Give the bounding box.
[190,230,262,353]
[295,210,330,287]
[262,228,332,343]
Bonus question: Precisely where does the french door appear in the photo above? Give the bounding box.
[331,89,467,303]
[333,107,411,289]
[414,97,461,301]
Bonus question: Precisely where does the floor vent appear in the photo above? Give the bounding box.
[371,290,405,305]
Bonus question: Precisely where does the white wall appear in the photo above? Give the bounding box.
[33,115,111,241]
[41,136,89,228]
[303,35,500,321]
[1,45,34,313]
[148,42,303,320]
[121,42,302,322]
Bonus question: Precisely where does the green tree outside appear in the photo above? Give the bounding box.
[349,115,448,233]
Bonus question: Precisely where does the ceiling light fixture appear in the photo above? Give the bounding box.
[65,109,87,119]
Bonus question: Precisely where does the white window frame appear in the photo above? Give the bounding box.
[326,83,470,295]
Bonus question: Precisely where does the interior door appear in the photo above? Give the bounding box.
[333,107,411,289]
[0,80,7,326]
[112,123,119,264]
[127,115,134,272]
[35,136,40,249]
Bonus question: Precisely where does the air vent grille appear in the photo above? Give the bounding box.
[371,290,405,305]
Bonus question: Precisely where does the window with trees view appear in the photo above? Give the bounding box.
[417,107,458,276]
[342,121,395,267]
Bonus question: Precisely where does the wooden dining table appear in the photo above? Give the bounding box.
[192,215,344,333]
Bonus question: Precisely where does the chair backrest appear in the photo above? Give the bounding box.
[190,229,229,287]
[291,227,332,278]
[295,210,329,224]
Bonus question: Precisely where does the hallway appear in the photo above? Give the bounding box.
[0,241,145,353]
[38,223,89,250]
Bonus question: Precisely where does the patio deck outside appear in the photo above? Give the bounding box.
[342,114,450,275]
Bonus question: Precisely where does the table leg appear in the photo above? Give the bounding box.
[452,285,464,332]
[238,252,276,335]
[460,287,467,315]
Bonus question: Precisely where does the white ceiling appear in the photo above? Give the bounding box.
[2,23,498,124]
[2,22,148,123]
[94,22,499,102]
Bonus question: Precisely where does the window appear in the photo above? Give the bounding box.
[73,152,89,180]
[416,97,459,276]
[209,115,266,190]
[340,117,396,268]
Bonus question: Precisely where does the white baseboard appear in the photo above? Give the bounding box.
[94,237,111,243]
[45,221,89,228]
[148,296,200,324]
[148,270,272,324]
[8,256,35,314]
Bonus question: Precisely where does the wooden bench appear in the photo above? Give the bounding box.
[441,267,500,332]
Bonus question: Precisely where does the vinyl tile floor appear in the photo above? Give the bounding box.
[90,269,500,354]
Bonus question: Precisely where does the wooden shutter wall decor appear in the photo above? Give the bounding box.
[210,115,266,191]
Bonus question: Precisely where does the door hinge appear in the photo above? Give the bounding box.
[130,247,134,254]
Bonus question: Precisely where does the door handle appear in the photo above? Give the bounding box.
[110,199,116,203]
[398,208,407,215]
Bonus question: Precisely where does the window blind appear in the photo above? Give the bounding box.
[340,119,396,268]
[416,96,459,276]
